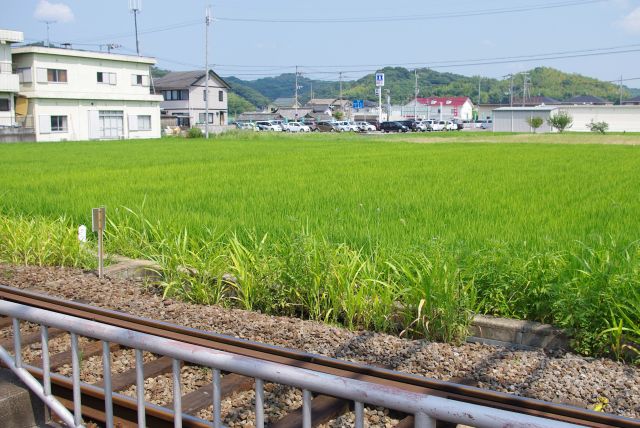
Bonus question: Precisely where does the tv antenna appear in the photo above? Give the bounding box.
[129,0,142,55]
[40,20,56,47]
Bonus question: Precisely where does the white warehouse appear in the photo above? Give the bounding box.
[11,45,162,142]
[493,105,640,133]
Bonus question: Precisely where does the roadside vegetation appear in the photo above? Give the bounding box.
[0,133,638,361]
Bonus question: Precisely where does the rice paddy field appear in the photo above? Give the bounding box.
[1,131,639,359]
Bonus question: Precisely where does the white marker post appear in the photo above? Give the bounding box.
[92,207,106,279]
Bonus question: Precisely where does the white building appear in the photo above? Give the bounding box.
[493,105,640,132]
[154,70,229,128]
[11,45,162,141]
[0,29,24,126]
[403,97,474,121]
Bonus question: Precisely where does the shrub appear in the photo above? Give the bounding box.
[332,111,344,120]
[547,111,573,133]
[187,127,203,138]
[526,116,544,133]
[586,120,609,134]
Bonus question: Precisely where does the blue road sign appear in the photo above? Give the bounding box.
[375,73,384,86]
[353,100,364,109]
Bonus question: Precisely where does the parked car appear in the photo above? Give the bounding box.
[270,120,286,131]
[481,120,493,130]
[428,120,446,131]
[445,121,458,131]
[335,121,359,132]
[398,119,421,132]
[355,121,376,132]
[413,120,429,132]
[380,121,409,133]
[236,121,258,131]
[283,122,311,132]
[302,120,318,132]
[256,121,282,131]
[316,121,340,132]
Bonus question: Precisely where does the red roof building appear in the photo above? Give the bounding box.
[404,96,474,120]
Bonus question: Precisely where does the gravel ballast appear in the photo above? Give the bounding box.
[0,263,638,425]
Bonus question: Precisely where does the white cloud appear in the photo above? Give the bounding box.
[34,0,74,23]
[620,6,640,33]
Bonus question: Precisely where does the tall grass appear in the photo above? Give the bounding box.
[0,213,95,267]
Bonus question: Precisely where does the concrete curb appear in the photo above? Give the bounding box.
[103,257,571,351]
[467,314,570,351]
[104,256,162,282]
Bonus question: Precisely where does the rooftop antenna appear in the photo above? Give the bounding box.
[106,43,121,54]
[129,0,142,55]
[40,20,56,47]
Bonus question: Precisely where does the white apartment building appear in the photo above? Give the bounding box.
[154,70,229,128]
[11,45,162,141]
[0,29,24,126]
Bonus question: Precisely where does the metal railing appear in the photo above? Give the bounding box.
[0,300,581,428]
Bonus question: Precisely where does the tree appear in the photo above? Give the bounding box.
[526,116,544,133]
[547,111,573,133]
[586,120,609,134]
[332,110,344,120]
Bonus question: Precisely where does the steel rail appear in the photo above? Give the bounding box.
[0,284,638,428]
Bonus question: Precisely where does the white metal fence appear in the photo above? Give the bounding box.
[0,300,582,428]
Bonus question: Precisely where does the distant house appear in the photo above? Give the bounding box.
[236,111,284,122]
[403,97,474,121]
[268,97,300,112]
[353,100,380,122]
[277,108,312,121]
[305,98,351,117]
[621,95,640,105]
[562,95,612,105]
[511,96,561,106]
[154,70,229,128]
[11,44,162,141]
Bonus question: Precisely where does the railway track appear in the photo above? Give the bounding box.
[0,284,638,428]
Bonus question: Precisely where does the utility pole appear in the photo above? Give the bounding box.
[129,0,142,55]
[310,81,313,101]
[339,71,343,108]
[620,75,624,105]
[522,72,530,107]
[204,5,211,138]
[478,76,481,106]
[414,69,418,119]
[295,65,299,120]
[386,89,391,121]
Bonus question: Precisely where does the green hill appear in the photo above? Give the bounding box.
[224,66,633,114]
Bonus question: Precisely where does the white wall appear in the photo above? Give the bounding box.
[33,98,160,142]
[12,50,155,101]
[0,91,13,126]
[566,106,640,132]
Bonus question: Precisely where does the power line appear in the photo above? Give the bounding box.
[216,0,604,23]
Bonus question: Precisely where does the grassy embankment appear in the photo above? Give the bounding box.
[0,132,638,360]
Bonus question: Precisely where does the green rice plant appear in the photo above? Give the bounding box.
[0,213,95,268]
[390,246,474,343]
[1,134,640,358]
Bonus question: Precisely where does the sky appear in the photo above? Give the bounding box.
[2,0,640,87]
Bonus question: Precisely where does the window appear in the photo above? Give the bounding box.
[198,113,214,124]
[51,116,68,132]
[0,99,9,111]
[16,67,32,83]
[47,69,67,83]
[163,90,188,101]
[203,90,207,101]
[131,74,149,86]
[218,90,223,102]
[97,71,116,85]
[138,115,151,130]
